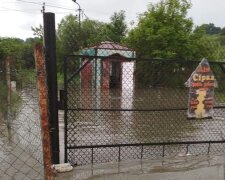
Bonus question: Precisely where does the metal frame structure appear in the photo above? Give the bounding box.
[63,53,225,166]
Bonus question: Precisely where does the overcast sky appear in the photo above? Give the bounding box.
[1,0,225,40]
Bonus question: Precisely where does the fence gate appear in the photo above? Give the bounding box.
[64,54,225,166]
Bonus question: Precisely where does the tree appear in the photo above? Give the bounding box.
[124,0,206,87]
[192,23,225,61]
[125,0,201,60]
[220,27,225,36]
[22,37,41,68]
[31,24,44,39]
[57,14,80,54]
[195,23,221,35]
[195,35,225,61]
[105,10,127,43]
[81,11,127,45]
[0,38,23,57]
[56,14,81,73]
[56,13,128,72]
[57,12,127,54]
[0,38,25,69]
[81,19,108,47]
[56,15,108,72]
[0,37,39,70]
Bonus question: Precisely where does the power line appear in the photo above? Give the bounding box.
[0,1,87,16]
[82,10,89,19]
[16,0,75,11]
[0,6,40,13]
[0,6,75,15]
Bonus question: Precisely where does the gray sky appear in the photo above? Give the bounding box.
[0,0,225,40]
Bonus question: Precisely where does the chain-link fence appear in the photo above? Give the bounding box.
[0,68,44,179]
[64,47,225,166]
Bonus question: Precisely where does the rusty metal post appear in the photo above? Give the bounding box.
[34,44,53,180]
[5,56,11,129]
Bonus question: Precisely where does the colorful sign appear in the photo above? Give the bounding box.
[185,59,217,119]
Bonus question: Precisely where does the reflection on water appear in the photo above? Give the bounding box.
[0,87,44,179]
[66,70,225,165]
[121,62,134,110]
[67,85,225,146]
[56,155,225,180]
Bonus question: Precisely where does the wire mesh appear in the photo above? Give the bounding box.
[64,53,225,166]
[0,69,44,179]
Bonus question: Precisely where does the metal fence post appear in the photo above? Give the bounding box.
[34,44,53,180]
[43,12,60,164]
[5,56,11,129]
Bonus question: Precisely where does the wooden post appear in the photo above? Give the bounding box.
[34,44,53,180]
[5,56,11,129]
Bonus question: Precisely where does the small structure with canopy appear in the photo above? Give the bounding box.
[80,41,136,90]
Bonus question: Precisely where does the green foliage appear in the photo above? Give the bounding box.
[125,0,199,59]
[195,23,222,35]
[14,69,36,88]
[0,38,24,58]
[0,81,21,118]
[31,24,44,39]
[57,14,80,54]
[195,35,225,61]
[124,0,206,88]
[57,73,64,89]
[0,38,24,71]
[56,13,127,72]
[105,10,127,43]
[10,90,21,117]
[0,37,36,118]
[23,37,42,69]
[56,14,80,72]
[191,24,225,61]
[81,19,108,46]
[221,27,225,36]
[0,37,40,70]
[80,11,127,46]
[0,82,7,113]
[56,11,127,54]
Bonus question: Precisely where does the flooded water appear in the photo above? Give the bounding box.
[55,155,225,180]
[66,88,225,143]
[2,84,225,175]
[65,84,225,165]
[0,87,44,179]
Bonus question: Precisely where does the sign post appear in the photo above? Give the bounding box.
[186,59,217,119]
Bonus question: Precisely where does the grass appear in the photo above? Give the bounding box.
[0,81,21,118]
[57,73,64,89]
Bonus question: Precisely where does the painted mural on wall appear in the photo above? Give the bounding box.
[185,59,217,119]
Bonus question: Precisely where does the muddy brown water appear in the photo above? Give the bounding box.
[55,155,225,180]
[0,88,44,179]
[1,86,225,170]
[65,87,225,165]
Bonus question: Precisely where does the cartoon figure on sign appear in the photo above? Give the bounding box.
[195,89,206,118]
[185,59,217,119]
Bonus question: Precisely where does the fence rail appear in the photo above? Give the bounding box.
[0,69,44,179]
[64,55,225,166]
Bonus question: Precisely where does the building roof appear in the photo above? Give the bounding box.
[80,41,136,58]
[89,41,134,51]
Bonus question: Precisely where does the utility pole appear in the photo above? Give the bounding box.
[43,12,59,164]
[41,2,45,14]
[72,0,81,31]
